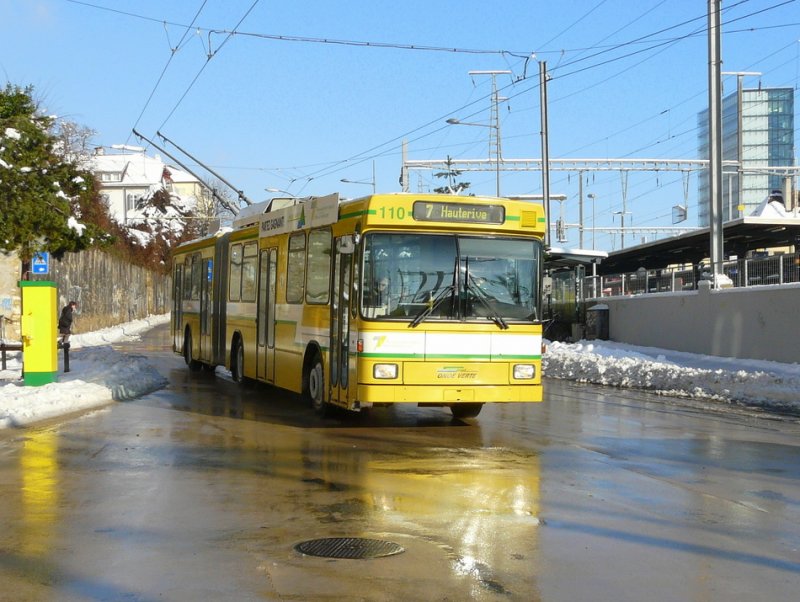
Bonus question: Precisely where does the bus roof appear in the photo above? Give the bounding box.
[174,193,546,257]
[340,193,546,236]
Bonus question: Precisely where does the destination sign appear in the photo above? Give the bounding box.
[412,201,505,224]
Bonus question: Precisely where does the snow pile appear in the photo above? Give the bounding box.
[0,315,170,428]
[544,339,800,412]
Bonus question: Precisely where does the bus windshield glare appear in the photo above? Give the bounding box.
[361,233,541,324]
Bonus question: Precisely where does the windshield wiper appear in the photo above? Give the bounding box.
[409,285,455,328]
[467,276,508,330]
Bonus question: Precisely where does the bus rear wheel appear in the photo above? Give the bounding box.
[232,339,245,383]
[450,403,483,419]
[184,331,201,371]
[304,353,327,415]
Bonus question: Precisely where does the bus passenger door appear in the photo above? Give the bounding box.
[199,258,213,362]
[173,264,184,353]
[257,248,277,383]
[329,243,353,407]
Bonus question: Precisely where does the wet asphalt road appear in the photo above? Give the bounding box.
[1,324,800,601]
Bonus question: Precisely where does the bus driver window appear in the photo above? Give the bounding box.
[367,276,394,316]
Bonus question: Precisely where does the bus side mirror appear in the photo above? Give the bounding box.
[337,235,357,254]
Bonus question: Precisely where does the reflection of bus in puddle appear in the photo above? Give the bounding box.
[301,441,540,525]
[362,447,542,587]
[365,448,539,517]
[300,442,541,522]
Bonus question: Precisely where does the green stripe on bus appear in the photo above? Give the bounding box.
[505,215,546,224]
[360,353,541,360]
[424,354,542,360]
[360,353,424,359]
[339,209,375,219]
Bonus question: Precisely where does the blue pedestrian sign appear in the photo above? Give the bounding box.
[32,252,50,275]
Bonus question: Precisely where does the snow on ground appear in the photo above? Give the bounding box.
[1,313,799,429]
[0,315,170,428]
[544,339,800,414]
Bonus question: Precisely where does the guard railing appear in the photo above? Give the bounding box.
[584,252,800,299]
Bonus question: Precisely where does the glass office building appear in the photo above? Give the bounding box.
[697,87,794,226]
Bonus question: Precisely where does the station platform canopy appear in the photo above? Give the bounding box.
[597,215,800,275]
[545,246,608,271]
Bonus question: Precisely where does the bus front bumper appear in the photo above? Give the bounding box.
[356,383,542,404]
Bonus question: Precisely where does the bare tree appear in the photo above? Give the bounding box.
[199,177,237,228]
[52,119,97,163]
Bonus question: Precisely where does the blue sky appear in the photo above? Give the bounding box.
[1,0,798,251]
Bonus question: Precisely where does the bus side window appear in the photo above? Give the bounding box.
[229,243,242,302]
[306,229,332,304]
[287,232,306,304]
[240,242,258,302]
[190,253,202,300]
[183,256,192,300]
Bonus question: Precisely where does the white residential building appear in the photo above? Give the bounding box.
[88,146,204,224]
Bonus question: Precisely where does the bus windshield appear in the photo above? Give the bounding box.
[361,233,541,324]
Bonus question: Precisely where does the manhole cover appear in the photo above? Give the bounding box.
[295,537,404,559]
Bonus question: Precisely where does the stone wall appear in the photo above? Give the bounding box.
[0,250,170,338]
[0,253,22,341]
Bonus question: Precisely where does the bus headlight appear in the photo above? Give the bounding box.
[373,364,398,379]
[513,364,535,380]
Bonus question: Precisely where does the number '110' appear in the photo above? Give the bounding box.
[378,206,407,219]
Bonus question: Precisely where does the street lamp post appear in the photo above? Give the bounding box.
[265,187,295,197]
[613,210,632,249]
[587,193,596,250]
[341,161,376,194]
[446,70,508,197]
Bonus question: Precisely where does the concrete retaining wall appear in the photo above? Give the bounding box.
[597,282,800,364]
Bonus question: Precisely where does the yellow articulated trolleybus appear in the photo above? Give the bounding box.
[171,192,546,418]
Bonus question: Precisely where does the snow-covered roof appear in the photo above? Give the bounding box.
[88,149,199,186]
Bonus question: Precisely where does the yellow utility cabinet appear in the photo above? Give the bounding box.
[19,281,58,386]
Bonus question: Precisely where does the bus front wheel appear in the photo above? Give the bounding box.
[304,353,327,415]
[450,403,483,419]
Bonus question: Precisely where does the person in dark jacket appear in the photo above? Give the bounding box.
[58,301,78,344]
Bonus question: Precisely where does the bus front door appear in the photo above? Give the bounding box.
[329,247,354,408]
[257,248,277,384]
